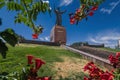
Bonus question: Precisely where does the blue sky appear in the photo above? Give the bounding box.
[0,0,120,48]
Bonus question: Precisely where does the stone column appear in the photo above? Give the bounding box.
[50,25,66,45]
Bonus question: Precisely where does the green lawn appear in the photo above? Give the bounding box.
[0,44,87,80]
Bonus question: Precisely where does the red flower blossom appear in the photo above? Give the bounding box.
[36,77,42,80]
[27,55,34,65]
[91,6,98,11]
[70,18,75,24]
[76,9,81,13]
[88,12,94,16]
[74,15,80,20]
[84,77,91,80]
[83,62,96,72]
[109,55,118,64]
[116,52,120,59]
[89,67,101,78]
[41,77,51,80]
[100,71,114,80]
[81,4,85,9]
[32,34,38,39]
[35,58,45,70]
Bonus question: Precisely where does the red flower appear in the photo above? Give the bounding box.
[109,55,118,64]
[89,68,101,78]
[32,34,38,39]
[35,58,45,70]
[88,12,94,16]
[81,4,85,9]
[100,71,114,80]
[91,6,98,11]
[27,55,34,65]
[41,77,51,80]
[70,17,75,24]
[84,77,91,80]
[83,62,114,80]
[83,62,96,72]
[76,9,81,13]
[74,15,80,20]
[116,52,120,59]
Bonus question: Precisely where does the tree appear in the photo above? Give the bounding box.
[0,0,51,35]
[0,0,51,58]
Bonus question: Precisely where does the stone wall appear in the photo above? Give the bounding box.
[19,40,60,46]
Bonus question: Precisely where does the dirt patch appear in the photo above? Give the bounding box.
[52,56,88,79]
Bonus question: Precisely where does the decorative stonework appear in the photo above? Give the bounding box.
[50,25,66,45]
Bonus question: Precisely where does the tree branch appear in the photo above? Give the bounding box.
[22,0,37,33]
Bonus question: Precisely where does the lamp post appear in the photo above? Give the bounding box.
[118,39,120,48]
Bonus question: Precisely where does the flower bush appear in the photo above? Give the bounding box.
[69,5,98,24]
[83,62,114,80]
[83,52,120,80]
[0,55,51,80]
[69,0,104,24]
[109,52,120,69]
[26,55,51,80]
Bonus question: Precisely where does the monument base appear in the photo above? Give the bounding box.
[50,25,66,45]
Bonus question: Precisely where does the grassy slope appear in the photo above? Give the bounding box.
[0,44,86,79]
[97,47,120,53]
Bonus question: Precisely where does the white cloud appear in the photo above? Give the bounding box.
[39,36,50,41]
[60,0,73,6]
[45,36,49,41]
[88,29,120,48]
[42,0,49,4]
[100,0,120,14]
[39,38,44,41]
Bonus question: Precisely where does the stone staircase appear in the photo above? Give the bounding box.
[73,46,115,59]
[65,46,115,70]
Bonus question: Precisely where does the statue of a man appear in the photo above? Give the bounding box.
[54,7,66,26]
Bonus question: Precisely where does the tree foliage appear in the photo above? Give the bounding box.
[0,28,18,58]
[0,0,51,58]
[70,0,105,24]
[0,0,51,35]
[0,28,18,46]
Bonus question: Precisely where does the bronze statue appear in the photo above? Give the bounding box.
[54,7,66,26]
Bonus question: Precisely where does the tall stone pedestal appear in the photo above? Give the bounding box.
[50,25,66,45]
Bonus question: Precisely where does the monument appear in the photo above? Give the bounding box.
[50,7,66,45]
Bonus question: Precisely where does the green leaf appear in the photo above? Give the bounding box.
[7,1,24,11]
[0,0,4,2]
[0,28,18,47]
[0,39,8,52]
[24,0,33,4]
[0,2,5,9]
[0,39,8,58]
